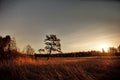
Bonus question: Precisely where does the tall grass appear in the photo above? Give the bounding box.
[0,56,120,80]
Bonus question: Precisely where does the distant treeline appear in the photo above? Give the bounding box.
[33,51,120,58]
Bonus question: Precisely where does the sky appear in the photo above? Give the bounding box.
[0,0,120,53]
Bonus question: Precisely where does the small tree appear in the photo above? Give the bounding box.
[108,47,117,54]
[44,34,62,59]
[102,48,105,53]
[23,45,35,55]
[118,45,120,53]
[5,37,17,52]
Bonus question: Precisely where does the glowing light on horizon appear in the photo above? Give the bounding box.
[99,43,110,52]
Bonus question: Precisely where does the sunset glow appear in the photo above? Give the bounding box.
[0,0,119,52]
[99,43,110,52]
[0,1,120,80]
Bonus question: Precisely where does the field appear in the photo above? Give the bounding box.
[0,56,120,80]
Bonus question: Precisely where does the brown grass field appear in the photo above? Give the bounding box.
[0,56,120,80]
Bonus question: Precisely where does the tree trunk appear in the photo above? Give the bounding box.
[47,45,52,60]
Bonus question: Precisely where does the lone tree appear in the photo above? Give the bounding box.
[44,34,62,59]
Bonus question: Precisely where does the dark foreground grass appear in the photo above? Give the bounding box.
[0,56,120,80]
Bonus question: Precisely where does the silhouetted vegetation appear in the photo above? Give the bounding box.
[23,44,35,55]
[0,35,120,80]
[0,35,120,60]
[38,34,62,59]
[34,50,120,58]
[0,35,22,60]
[34,46,120,58]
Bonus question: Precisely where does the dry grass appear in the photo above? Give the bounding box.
[0,56,120,80]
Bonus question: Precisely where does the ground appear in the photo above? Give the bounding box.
[0,56,120,80]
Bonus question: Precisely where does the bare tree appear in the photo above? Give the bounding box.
[10,37,17,51]
[44,34,62,59]
[23,45,35,55]
[4,37,18,52]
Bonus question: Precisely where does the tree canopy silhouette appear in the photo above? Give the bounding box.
[44,34,62,59]
[0,35,11,53]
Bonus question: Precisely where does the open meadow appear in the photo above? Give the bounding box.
[0,56,120,80]
[0,0,120,80]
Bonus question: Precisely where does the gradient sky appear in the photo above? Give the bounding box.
[0,0,120,52]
